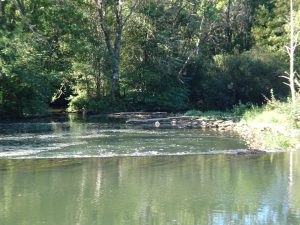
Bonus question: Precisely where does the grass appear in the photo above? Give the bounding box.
[185,97,300,150]
[241,99,298,129]
[239,97,300,150]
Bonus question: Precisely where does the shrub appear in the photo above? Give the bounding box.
[68,94,126,113]
[184,110,203,116]
[232,102,254,116]
[189,48,289,110]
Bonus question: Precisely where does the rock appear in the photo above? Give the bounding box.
[222,121,234,127]
[201,121,207,126]
[192,121,198,126]
[171,120,177,126]
[127,115,238,130]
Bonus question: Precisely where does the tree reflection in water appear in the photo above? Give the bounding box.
[0,153,300,225]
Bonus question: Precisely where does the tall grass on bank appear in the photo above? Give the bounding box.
[239,96,300,149]
[184,96,300,150]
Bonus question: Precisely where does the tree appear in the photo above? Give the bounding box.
[286,0,300,107]
[251,0,300,106]
[251,0,287,51]
[94,0,140,99]
[0,0,293,115]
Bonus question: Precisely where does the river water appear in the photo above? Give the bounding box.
[0,115,299,225]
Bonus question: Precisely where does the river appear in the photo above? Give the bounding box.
[0,115,299,225]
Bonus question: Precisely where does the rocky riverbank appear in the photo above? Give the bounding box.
[234,122,300,150]
[126,116,237,130]
[125,114,294,152]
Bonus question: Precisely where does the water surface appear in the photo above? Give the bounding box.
[0,115,245,158]
[0,116,299,225]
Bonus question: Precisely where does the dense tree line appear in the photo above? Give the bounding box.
[0,0,297,116]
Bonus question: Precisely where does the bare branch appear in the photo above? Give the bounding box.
[279,74,290,80]
[285,45,291,54]
[177,54,192,84]
[295,30,300,47]
[295,78,300,87]
[284,15,289,23]
[177,0,208,83]
[51,83,66,103]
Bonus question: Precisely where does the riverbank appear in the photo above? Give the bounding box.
[126,115,237,130]
[2,104,298,151]
[124,105,300,151]
[124,115,263,150]
[235,101,300,150]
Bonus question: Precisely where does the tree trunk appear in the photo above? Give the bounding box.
[290,0,296,107]
[111,0,123,98]
[94,0,139,99]
[226,0,232,52]
[94,0,124,99]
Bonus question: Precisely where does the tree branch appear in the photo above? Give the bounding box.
[94,0,112,53]
[295,78,300,87]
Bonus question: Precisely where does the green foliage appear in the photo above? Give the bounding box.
[122,87,189,112]
[240,97,300,149]
[68,94,126,113]
[190,48,288,110]
[232,102,254,116]
[0,0,90,117]
[184,110,203,117]
[0,20,52,116]
[0,0,294,116]
[252,0,288,51]
[257,131,292,149]
[242,96,300,129]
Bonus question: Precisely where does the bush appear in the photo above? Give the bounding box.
[184,110,203,116]
[0,74,50,117]
[188,48,289,110]
[68,94,126,113]
[232,102,253,116]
